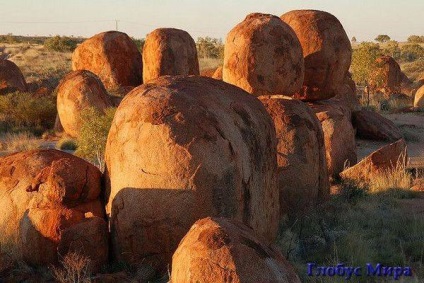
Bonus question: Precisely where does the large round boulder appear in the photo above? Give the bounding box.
[0,150,107,270]
[223,13,304,96]
[370,56,402,95]
[72,31,142,90]
[281,10,352,101]
[171,217,301,283]
[105,76,279,269]
[143,28,199,82]
[0,59,27,94]
[309,99,357,179]
[56,70,113,138]
[259,96,329,216]
[414,84,424,109]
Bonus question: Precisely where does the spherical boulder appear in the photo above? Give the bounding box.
[56,70,113,138]
[72,31,142,90]
[105,75,278,269]
[223,13,304,96]
[309,99,357,179]
[0,59,27,94]
[414,84,424,109]
[370,56,402,95]
[0,149,107,269]
[281,10,352,101]
[171,217,301,283]
[143,28,199,82]
[259,96,329,216]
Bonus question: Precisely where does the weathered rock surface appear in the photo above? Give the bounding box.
[105,75,279,269]
[56,70,112,138]
[352,110,402,141]
[259,96,329,216]
[414,85,424,108]
[0,149,107,269]
[143,28,199,82]
[223,13,304,96]
[340,139,407,183]
[171,217,301,283]
[335,73,360,111]
[281,10,352,101]
[370,56,403,95]
[0,59,27,94]
[212,66,223,80]
[72,31,142,90]
[309,99,357,178]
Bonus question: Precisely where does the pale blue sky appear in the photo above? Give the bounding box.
[0,0,422,42]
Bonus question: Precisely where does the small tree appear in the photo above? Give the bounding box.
[351,36,357,43]
[375,34,391,43]
[350,42,382,86]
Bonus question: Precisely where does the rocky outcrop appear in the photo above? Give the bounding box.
[340,139,407,184]
[352,110,402,141]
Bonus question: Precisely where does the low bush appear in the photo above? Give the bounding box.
[0,92,56,134]
[51,252,92,283]
[56,137,78,151]
[0,132,41,152]
[44,36,78,52]
[75,107,116,169]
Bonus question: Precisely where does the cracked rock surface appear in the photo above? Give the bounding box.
[0,149,107,270]
[104,75,279,269]
[171,217,301,283]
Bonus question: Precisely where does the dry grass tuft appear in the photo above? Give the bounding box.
[369,157,412,193]
[51,252,92,283]
[0,132,41,152]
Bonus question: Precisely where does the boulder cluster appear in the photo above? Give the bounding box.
[0,8,414,282]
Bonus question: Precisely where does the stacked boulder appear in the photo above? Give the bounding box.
[104,76,279,269]
[0,149,108,271]
[223,13,328,217]
[72,31,142,90]
[56,70,113,138]
[223,13,304,97]
[142,28,199,82]
[259,96,329,216]
[0,59,27,94]
[280,10,358,178]
[280,10,352,101]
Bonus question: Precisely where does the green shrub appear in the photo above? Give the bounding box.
[75,107,116,166]
[0,92,56,134]
[56,137,78,151]
[44,36,78,52]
